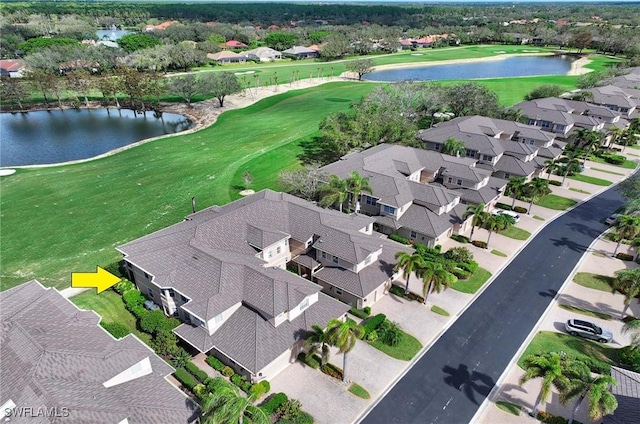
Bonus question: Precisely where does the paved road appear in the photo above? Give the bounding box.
[360,186,626,424]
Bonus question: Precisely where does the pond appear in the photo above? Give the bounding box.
[0,108,192,167]
[363,55,575,82]
[95,29,133,41]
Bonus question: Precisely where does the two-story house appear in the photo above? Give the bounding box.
[585,85,640,117]
[118,190,406,382]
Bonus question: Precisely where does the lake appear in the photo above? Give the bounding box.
[363,55,574,82]
[0,109,192,167]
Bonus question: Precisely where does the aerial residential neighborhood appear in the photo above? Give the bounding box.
[1,1,640,424]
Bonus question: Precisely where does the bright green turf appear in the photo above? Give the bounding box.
[369,329,423,361]
[0,82,374,290]
[568,174,612,186]
[535,194,578,210]
[499,226,531,241]
[451,268,492,294]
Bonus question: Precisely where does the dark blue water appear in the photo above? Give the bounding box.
[0,109,192,166]
[363,55,574,82]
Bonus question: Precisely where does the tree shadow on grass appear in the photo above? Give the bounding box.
[298,135,342,166]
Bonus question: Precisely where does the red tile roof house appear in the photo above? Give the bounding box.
[0,280,199,423]
[224,40,248,49]
[144,20,179,32]
[0,59,27,78]
[117,190,408,383]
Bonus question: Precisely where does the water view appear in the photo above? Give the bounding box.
[363,55,574,82]
[0,108,192,167]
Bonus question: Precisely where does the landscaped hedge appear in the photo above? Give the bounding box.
[363,306,371,315]
[349,307,370,319]
[495,203,512,210]
[174,368,197,391]
[604,154,626,165]
[389,285,404,297]
[321,363,343,380]
[615,253,634,261]
[548,180,562,186]
[452,268,471,280]
[221,366,234,377]
[536,411,584,424]
[513,206,528,214]
[389,233,410,245]
[261,392,288,415]
[618,345,640,372]
[450,234,470,243]
[206,355,225,372]
[457,260,478,274]
[297,352,320,369]
[472,240,488,249]
[100,322,131,338]
[363,313,386,336]
[230,373,251,393]
[185,362,209,383]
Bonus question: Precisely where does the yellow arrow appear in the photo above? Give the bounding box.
[71,266,120,294]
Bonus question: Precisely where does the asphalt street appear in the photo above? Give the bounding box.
[360,185,626,424]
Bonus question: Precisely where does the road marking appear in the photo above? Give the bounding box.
[442,397,453,410]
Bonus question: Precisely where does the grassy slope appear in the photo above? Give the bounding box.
[0,82,373,290]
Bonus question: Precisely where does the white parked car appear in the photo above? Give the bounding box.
[491,209,521,223]
[605,214,620,225]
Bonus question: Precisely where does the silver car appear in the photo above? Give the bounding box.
[565,319,613,343]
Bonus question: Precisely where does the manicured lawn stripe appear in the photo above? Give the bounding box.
[451,267,492,294]
[535,194,577,210]
[495,401,521,416]
[558,304,613,320]
[569,187,591,194]
[589,156,638,169]
[491,249,507,257]
[348,383,371,399]
[533,215,545,221]
[572,272,614,292]
[369,330,422,361]
[590,167,624,176]
[430,305,450,316]
[568,174,612,186]
[499,226,531,241]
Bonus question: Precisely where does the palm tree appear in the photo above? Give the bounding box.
[319,175,348,212]
[325,318,364,382]
[200,378,269,424]
[305,324,331,366]
[519,352,573,417]
[506,177,526,208]
[560,361,618,424]
[484,215,502,249]
[525,178,550,215]
[622,319,640,349]
[561,151,583,187]
[463,203,488,242]
[418,261,456,305]
[611,215,640,256]
[544,158,560,181]
[575,128,603,166]
[394,251,425,295]
[346,171,373,212]
[441,137,466,157]
[609,127,624,149]
[612,268,640,319]
[496,214,516,233]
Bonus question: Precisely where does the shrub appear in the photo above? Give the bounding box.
[572,356,611,375]
[113,279,134,294]
[321,363,343,380]
[100,322,130,339]
[296,352,319,369]
[378,320,403,346]
[221,366,234,377]
[123,289,145,309]
[415,244,441,257]
[140,309,169,334]
[452,268,471,280]
[174,368,197,391]
[260,380,271,393]
[366,330,379,342]
[363,306,371,316]
[206,355,225,371]
[450,234,470,243]
[242,380,252,393]
[185,362,209,383]
[548,180,562,186]
[363,313,387,336]
[513,206,528,214]
[250,383,266,399]
[604,154,626,165]
[616,253,634,261]
[230,373,244,387]
[618,346,640,372]
[261,392,288,415]
[348,307,369,319]
[457,260,479,274]
[406,292,425,303]
[472,240,488,249]
[389,285,404,297]
[192,383,209,400]
[495,202,512,210]
[443,247,474,263]
[275,399,303,422]
[389,233,410,245]
[129,305,147,320]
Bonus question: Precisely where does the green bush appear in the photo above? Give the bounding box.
[406,292,425,303]
[513,206,528,214]
[389,285,404,297]
[366,330,379,342]
[296,352,320,369]
[222,366,234,377]
[261,392,288,415]
[250,383,266,399]
[443,247,474,263]
[548,180,562,186]
[604,154,626,165]
[615,253,634,261]
[363,306,371,316]
[457,260,478,274]
[206,355,225,371]
[230,373,245,388]
[140,309,170,334]
[123,289,146,308]
[363,313,387,336]
[450,234,470,243]
[535,410,583,424]
[472,240,488,249]
[574,356,611,375]
[260,380,271,393]
[100,322,131,338]
[185,362,209,383]
[321,363,343,380]
[348,307,369,319]
[495,203,512,210]
[113,279,134,294]
[452,268,471,280]
[618,346,640,372]
[174,368,197,391]
[389,233,410,245]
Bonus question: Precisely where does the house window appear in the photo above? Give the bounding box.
[284,239,289,246]
[541,121,551,128]
[277,246,282,255]
[456,179,463,186]
[504,173,511,179]
[213,313,223,325]
[365,196,377,206]
[410,230,417,239]
[364,255,372,265]
[434,143,441,151]
[268,251,273,259]
[482,155,493,162]
[465,150,475,158]
[335,288,343,296]
[143,272,149,279]
[299,298,309,311]
[169,290,175,298]
[321,251,327,259]
[529,140,535,145]
[382,205,396,215]
[147,288,154,298]
[447,177,453,183]
[332,256,339,264]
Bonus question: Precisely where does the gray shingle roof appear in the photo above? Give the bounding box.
[603,366,640,424]
[394,203,466,239]
[494,154,538,177]
[0,281,198,424]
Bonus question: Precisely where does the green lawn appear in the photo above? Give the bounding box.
[71,290,152,343]
[517,331,618,369]
[590,167,624,176]
[573,272,614,292]
[499,226,531,241]
[451,267,492,294]
[0,82,374,291]
[369,330,423,361]
[568,174,612,186]
[558,304,613,321]
[431,305,450,316]
[348,383,371,399]
[491,249,507,257]
[535,194,577,210]
[569,187,591,194]
[588,156,638,170]
[495,401,521,416]
[533,215,545,221]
